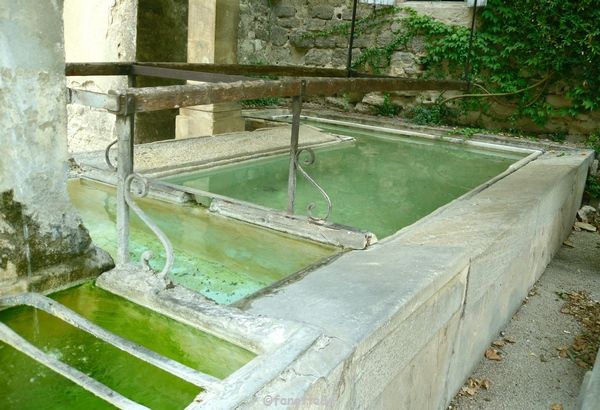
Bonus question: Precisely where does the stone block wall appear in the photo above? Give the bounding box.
[237,1,599,136]
[238,1,470,69]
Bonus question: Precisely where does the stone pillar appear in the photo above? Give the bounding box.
[63,0,138,153]
[175,0,245,138]
[0,0,112,296]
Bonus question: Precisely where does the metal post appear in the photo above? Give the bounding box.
[346,0,359,77]
[115,110,134,264]
[464,0,478,92]
[287,93,303,214]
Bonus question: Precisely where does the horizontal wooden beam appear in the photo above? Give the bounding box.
[131,64,253,83]
[65,62,132,76]
[135,62,366,78]
[126,77,467,113]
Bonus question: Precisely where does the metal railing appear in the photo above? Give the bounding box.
[67,62,466,275]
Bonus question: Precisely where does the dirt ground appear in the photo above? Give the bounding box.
[450,229,600,410]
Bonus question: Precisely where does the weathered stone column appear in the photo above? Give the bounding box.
[175,0,245,138]
[0,0,113,296]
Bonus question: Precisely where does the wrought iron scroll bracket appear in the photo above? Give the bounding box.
[295,148,332,224]
[123,173,174,282]
[104,139,118,171]
[287,79,333,224]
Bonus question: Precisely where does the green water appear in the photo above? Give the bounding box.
[68,180,336,305]
[166,123,523,238]
[0,282,255,409]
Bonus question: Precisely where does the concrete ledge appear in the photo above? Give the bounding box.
[209,199,377,250]
[239,149,593,409]
[579,349,600,409]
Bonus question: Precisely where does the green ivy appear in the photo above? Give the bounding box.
[585,131,600,153]
[241,97,282,108]
[585,176,600,198]
[307,2,600,126]
[405,103,457,126]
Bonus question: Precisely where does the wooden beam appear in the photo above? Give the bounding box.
[126,77,467,113]
[65,62,132,76]
[131,64,253,83]
[67,88,122,112]
[135,62,369,78]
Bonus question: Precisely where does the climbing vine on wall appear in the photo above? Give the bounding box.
[304,1,600,126]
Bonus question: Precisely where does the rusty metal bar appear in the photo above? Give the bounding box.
[287,94,303,214]
[346,0,359,76]
[115,111,134,264]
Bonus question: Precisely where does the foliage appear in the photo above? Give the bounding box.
[241,97,282,108]
[405,103,457,125]
[307,1,600,126]
[471,0,600,124]
[447,127,484,140]
[585,131,600,153]
[547,130,568,143]
[586,176,600,198]
[374,93,401,117]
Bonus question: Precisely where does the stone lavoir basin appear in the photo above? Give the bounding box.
[68,179,338,305]
[165,120,526,239]
[0,116,583,409]
[0,282,255,409]
[68,120,528,309]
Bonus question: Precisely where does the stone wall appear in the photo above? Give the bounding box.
[0,0,113,296]
[237,1,467,119]
[238,1,470,68]
[238,1,599,137]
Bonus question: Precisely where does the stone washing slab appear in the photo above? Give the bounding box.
[73,124,343,176]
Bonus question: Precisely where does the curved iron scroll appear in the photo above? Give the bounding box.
[124,173,174,280]
[104,139,118,171]
[295,148,332,224]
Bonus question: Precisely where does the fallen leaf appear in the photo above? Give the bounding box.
[485,348,503,361]
[573,336,587,352]
[480,379,491,390]
[463,386,476,396]
[550,404,563,410]
[504,335,517,344]
[574,221,597,232]
[492,339,506,347]
[563,240,575,248]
